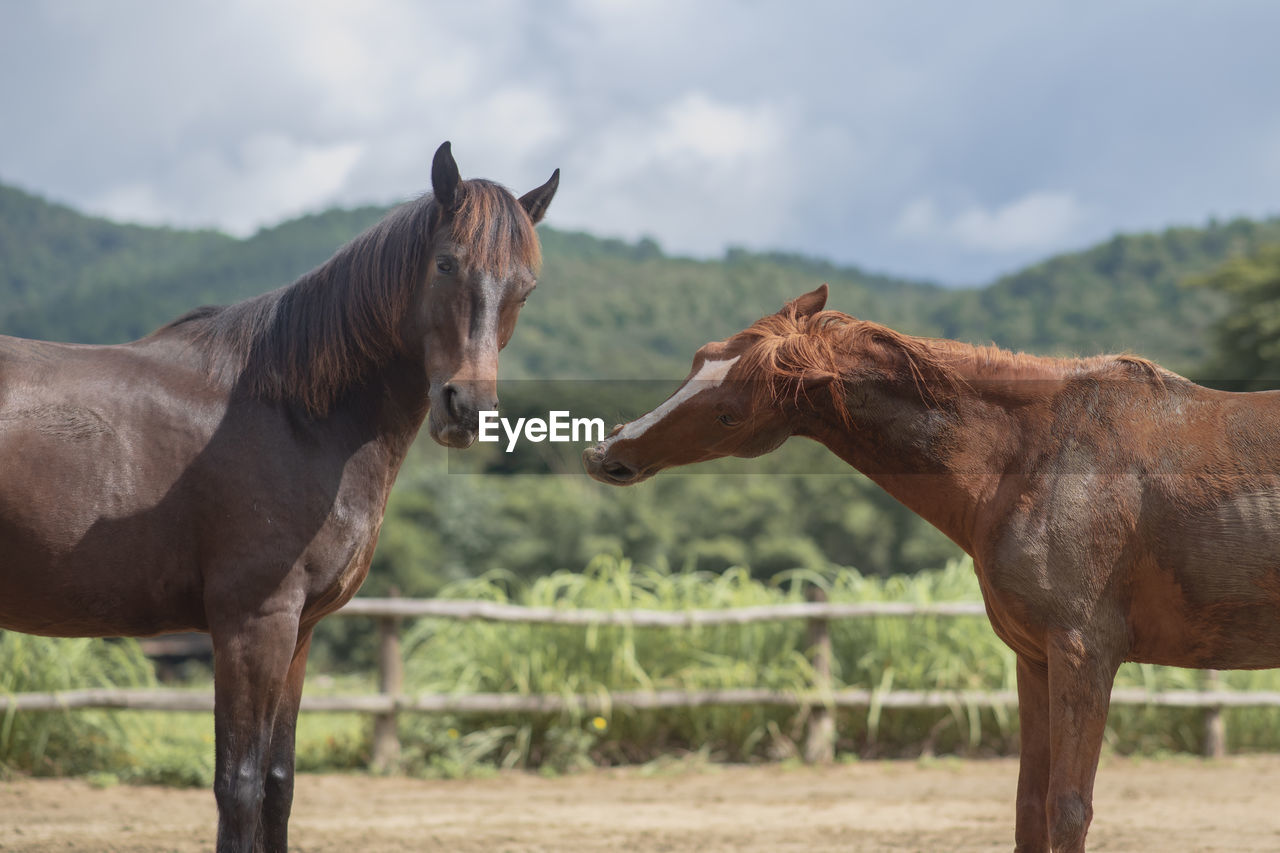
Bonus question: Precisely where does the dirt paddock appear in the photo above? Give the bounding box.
[3,755,1279,852]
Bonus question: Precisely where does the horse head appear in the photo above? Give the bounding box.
[584,285,835,483]
[419,142,559,448]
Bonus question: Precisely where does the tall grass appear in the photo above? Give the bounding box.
[399,555,1280,772]
[397,556,1020,772]
[0,632,156,777]
[7,556,1280,783]
[400,557,817,773]
[0,632,364,786]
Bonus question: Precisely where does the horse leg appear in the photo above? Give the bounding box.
[1014,654,1051,853]
[211,611,301,853]
[257,629,313,853]
[1043,629,1121,853]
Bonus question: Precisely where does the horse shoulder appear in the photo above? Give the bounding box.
[295,443,397,621]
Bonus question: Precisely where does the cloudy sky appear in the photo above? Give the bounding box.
[2,1,1278,285]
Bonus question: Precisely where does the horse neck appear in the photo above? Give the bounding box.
[228,208,429,425]
[184,267,431,466]
[334,355,432,469]
[801,375,1033,554]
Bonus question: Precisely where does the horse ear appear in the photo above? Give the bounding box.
[519,168,560,224]
[780,283,829,319]
[432,141,461,212]
[801,369,837,391]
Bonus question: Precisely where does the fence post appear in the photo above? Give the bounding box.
[370,606,403,773]
[803,586,835,764]
[1203,669,1226,759]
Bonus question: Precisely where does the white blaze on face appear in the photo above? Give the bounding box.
[618,356,740,441]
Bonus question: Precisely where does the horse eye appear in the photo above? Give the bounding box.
[436,257,455,274]
[717,413,738,427]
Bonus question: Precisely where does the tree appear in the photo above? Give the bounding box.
[1196,245,1280,390]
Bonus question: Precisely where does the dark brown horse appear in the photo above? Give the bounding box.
[0,142,558,852]
[584,283,1280,852]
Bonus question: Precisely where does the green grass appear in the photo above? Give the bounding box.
[397,556,1280,768]
[6,555,1280,783]
[0,633,156,778]
[0,636,367,786]
[393,556,1015,769]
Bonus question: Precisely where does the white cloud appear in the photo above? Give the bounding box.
[895,198,943,240]
[894,191,1087,254]
[4,1,1280,283]
[653,93,782,163]
[91,135,366,235]
[555,92,793,255]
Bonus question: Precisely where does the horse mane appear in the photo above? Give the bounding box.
[157,179,541,416]
[734,304,1181,423]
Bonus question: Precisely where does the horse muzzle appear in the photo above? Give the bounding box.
[427,382,497,449]
[582,437,647,486]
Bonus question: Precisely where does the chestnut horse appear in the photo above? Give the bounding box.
[585,283,1280,852]
[0,142,558,852]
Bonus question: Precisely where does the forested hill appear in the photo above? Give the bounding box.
[934,223,1277,372]
[5,181,1280,587]
[4,180,1280,378]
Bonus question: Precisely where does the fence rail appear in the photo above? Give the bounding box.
[7,685,1277,714]
[0,597,1259,768]
[335,597,990,624]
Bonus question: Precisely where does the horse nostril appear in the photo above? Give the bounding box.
[443,384,460,419]
[602,460,635,481]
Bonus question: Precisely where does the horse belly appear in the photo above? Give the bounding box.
[0,509,207,637]
[1130,490,1280,669]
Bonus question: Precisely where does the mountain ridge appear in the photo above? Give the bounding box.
[3,181,1279,377]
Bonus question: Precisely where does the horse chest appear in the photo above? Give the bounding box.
[979,498,1095,612]
[295,486,387,616]
[969,467,1135,657]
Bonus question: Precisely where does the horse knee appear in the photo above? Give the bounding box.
[215,761,267,819]
[266,760,294,798]
[258,760,297,852]
[1048,791,1091,851]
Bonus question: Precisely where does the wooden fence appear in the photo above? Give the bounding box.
[2,596,1269,769]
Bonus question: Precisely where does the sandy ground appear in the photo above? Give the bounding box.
[2,755,1279,852]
